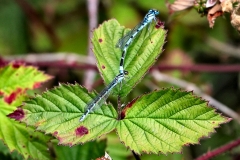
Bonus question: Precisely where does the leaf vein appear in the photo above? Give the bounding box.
[127,119,179,151]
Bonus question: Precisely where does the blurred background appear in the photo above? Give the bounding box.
[0,0,240,160]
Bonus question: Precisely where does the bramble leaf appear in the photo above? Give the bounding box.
[7,19,228,157]
[116,88,229,154]
[54,139,107,160]
[0,63,52,104]
[92,19,166,97]
[0,140,23,160]
[10,84,118,145]
[0,98,51,160]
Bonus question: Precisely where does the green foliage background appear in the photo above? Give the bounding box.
[0,0,240,160]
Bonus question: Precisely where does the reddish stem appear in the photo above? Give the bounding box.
[1,59,240,73]
[195,139,240,160]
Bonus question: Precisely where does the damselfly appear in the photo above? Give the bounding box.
[79,70,128,122]
[117,9,159,74]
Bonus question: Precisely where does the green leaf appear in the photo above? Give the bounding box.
[0,140,23,160]
[0,63,52,98]
[0,63,52,93]
[54,139,107,160]
[106,132,131,160]
[0,98,51,160]
[116,88,229,154]
[92,19,166,97]
[12,83,118,145]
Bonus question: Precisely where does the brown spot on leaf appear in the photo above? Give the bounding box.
[75,126,89,137]
[12,61,24,68]
[121,98,139,119]
[7,108,25,121]
[35,119,46,126]
[33,82,42,89]
[99,38,103,43]
[155,21,165,29]
[53,131,58,136]
[121,111,126,119]
[4,88,22,104]
[102,65,105,69]
[12,63,20,68]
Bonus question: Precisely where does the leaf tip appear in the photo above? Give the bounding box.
[75,126,89,137]
[33,82,42,89]
[7,108,25,121]
[224,117,232,123]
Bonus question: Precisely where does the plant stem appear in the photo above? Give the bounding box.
[117,94,121,120]
[132,151,141,160]
[2,57,240,72]
[195,138,240,160]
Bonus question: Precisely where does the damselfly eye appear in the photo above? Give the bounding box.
[154,10,159,15]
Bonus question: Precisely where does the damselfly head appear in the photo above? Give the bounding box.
[149,9,159,16]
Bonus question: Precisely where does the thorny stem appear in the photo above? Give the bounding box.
[2,58,240,72]
[195,138,240,160]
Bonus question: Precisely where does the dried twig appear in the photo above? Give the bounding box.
[84,0,99,90]
[207,37,240,59]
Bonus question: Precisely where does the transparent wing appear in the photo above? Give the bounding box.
[80,78,119,121]
[93,77,119,109]
[91,88,112,111]
[80,88,113,121]
[116,22,143,50]
[87,84,113,110]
